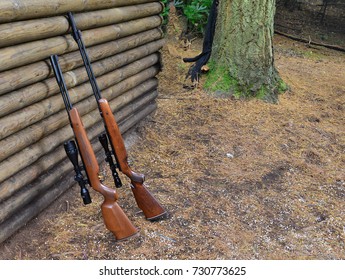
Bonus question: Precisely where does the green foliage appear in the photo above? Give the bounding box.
[160,0,170,26]
[175,0,212,34]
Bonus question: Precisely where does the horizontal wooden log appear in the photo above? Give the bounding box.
[0,2,163,47]
[0,91,158,223]
[0,168,75,245]
[0,73,158,166]
[0,102,157,244]
[0,80,158,202]
[0,15,162,72]
[0,54,160,140]
[58,29,163,75]
[0,69,159,182]
[0,28,163,95]
[0,38,164,118]
[0,0,154,23]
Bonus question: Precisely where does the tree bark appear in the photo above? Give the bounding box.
[211,0,282,102]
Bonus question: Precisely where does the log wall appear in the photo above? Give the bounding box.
[0,0,165,243]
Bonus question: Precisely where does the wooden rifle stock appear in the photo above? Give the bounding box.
[50,55,138,241]
[67,12,167,220]
[99,99,166,220]
[69,109,138,240]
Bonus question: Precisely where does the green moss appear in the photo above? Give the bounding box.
[204,62,242,97]
[204,62,287,103]
[256,85,268,100]
[204,63,231,91]
[277,79,289,93]
[204,64,267,99]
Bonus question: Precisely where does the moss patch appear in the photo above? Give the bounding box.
[204,62,286,103]
[277,78,289,93]
[203,62,239,94]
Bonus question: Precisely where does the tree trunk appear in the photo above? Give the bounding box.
[210,0,284,102]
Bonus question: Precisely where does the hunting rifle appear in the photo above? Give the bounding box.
[67,12,166,221]
[50,54,139,241]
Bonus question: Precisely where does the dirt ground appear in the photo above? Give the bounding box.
[0,7,344,260]
[275,1,345,47]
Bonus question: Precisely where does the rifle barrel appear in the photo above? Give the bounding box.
[49,55,73,112]
[67,12,102,101]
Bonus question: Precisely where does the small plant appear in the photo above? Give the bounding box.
[160,0,170,26]
[175,0,213,34]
